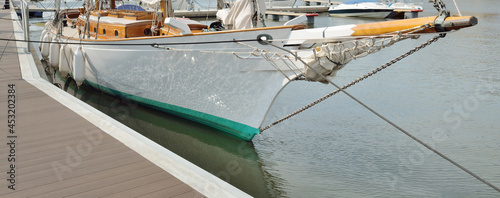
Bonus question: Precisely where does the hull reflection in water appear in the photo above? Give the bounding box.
[54,71,284,197]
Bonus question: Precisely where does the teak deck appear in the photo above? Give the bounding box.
[0,6,204,198]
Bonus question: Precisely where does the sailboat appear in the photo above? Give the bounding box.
[39,0,477,141]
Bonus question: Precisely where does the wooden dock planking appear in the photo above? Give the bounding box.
[267,6,329,13]
[265,11,318,23]
[95,176,186,198]
[266,11,305,17]
[66,175,176,197]
[18,146,135,179]
[138,184,197,198]
[18,143,126,180]
[8,151,149,196]
[0,5,208,198]
[33,165,168,198]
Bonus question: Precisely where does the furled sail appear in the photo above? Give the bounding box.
[303,35,407,83]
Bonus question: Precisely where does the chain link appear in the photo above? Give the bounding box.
[431,0,448,13]
[260,33,446,132]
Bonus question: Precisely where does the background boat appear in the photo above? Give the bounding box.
[328,0,393,18]
[385,0,423,19]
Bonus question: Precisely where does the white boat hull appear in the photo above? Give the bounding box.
[41,11,476,140]
[50,27,302,140]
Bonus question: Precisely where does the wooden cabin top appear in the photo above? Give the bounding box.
[61,9,307,40]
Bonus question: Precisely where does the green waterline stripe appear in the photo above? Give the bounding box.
[84,80,259,141]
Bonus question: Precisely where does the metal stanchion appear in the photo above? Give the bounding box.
[21,0,29,43]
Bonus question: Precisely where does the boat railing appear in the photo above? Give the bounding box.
[20,0,30,43]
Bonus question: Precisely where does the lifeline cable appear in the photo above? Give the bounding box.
[261,33,436,132]
[0,33,15,61]
[0,37,259,46]
[265,35,500,193]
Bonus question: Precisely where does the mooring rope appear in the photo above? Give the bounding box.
[263,33,500,193]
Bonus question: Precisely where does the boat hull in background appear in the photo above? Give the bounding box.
[329,1,394,18]
[329,9,394,18]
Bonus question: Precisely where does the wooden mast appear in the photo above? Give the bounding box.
[94,0,100,10]
[110,0,115,10]
[160,0,174,19]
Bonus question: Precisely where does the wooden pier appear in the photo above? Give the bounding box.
[174,10,217,18]
[0,2,250,197]
[267,5,328,13]
[302,0,341,5]
[173,6,329,18]
[265,11,318,23]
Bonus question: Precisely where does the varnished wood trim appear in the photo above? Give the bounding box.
[350,16,476,36]
[351,16,438,36]
[62,25,300,42]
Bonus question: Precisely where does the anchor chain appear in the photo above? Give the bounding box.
[260,33,447,132]
[430,0,451,32]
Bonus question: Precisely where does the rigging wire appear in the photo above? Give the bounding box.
[452,0,462,16]
[205,0,211,26]
[260,25,430,131]
[264,35,500,194]
[0,37,259,45]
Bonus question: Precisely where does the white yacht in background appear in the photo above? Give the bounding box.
[328,0,393,18]
[265,0,298,8]
[384,0,423,19]
[387,0,423,12]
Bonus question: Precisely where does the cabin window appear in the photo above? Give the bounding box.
[144,28,151,36]
[115,30,119,37]
[103,29,106,35]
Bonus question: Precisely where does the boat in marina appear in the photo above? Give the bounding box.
[265,0,298,8]
[39,0,476,141]
[385,0,423,19]
[387,0,423,12]
[328,0,393,18]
